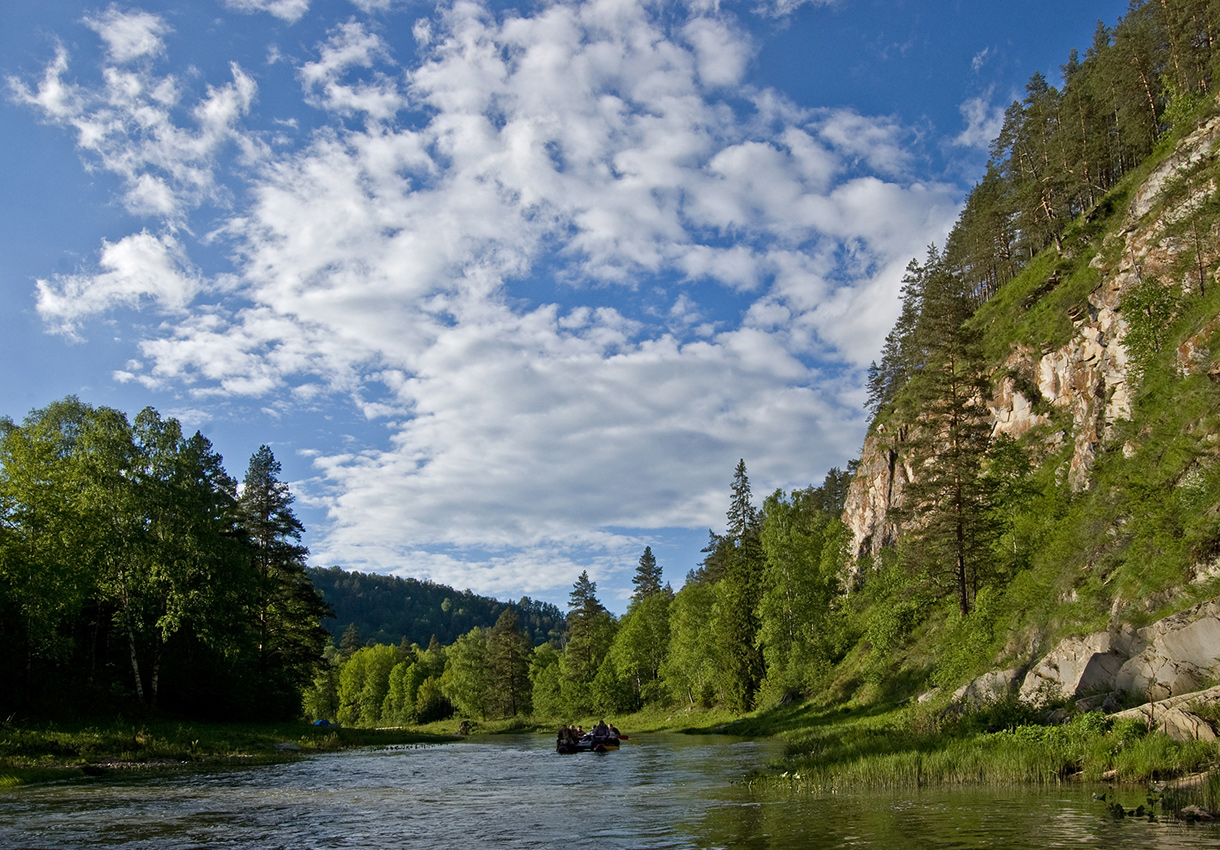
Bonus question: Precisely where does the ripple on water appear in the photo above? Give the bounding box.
[2,735,1220,849]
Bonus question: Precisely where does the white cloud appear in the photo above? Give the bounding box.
[752,0,839,18]
[954,92,1005,150]
[36,230,204,337]
[349,0,400,12]
[682,17,753,88]
[222,0,311,24]
[84,5,171,63]
[299,20,406,120]
[16,0,960,598]
[11,42,257,222]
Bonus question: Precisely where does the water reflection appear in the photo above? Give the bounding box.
[1,733,1219,849]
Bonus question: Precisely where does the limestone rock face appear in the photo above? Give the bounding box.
[1013,600,1220,705]
[1017,629,1142,702]
[840,108,1220,567]
[1110,685,1220,742]
[840,422,910,582]
[952,667,1024,707]
[1114,600,1220,699]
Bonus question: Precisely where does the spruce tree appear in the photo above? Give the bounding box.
[631,546,663,603]
[717,460,765,711]
[563,570,612,687]
[487,608,531,717]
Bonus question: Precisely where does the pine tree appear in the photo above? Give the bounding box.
[631,546,663,603]
[563,571,613,690]
[237,445,331,716]
[340,622,362,658]
[717,460,765,711]
[897,252,995,616]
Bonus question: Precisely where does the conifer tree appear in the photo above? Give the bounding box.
[631,546,663,603]
[562,570,614,695]
[896,251,995,616]
[717,460,765,711]
[237,445,331,715]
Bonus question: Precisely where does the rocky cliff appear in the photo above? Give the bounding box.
[842,111,1220,577]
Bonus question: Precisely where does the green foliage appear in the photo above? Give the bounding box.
[310,566,565,648]
[661,580,723,707]
[851,552,933,684]
[0,398,329,721]
[441,628,490,719]
[932,589,1002,690]
[486,608,532,718]
[773,704,1216,792]
[413,676,452,723]
[334,644,392,725]
[757,488,842,699]
[529,644,565,718]
[1123,275,1184,383]
[609,590,672,708]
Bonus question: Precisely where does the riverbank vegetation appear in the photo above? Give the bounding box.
[0,719,454,787]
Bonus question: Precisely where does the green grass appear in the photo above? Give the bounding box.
[731,701,1218,793]
[0,718,457,785]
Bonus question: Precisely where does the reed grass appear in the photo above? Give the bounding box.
[752,705,1218,793]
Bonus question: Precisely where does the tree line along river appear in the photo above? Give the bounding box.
[2,733,1219,849]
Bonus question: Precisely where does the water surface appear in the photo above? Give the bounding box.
[2,733,1218,849]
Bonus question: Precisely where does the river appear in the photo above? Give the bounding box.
[3,733,1220,849]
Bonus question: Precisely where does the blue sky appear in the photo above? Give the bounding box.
[1,0,1127,613]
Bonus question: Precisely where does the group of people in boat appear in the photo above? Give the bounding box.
[556,719,621,752]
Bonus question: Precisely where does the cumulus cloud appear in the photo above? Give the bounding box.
[14,0,959,596]
[10,16,257,222]
[222,0,311,24]
[36,230,204,337]
[299,20,406,119]
[84,5,171,63]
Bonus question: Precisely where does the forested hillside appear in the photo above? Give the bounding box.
[309,566,565,648]
[843,0,1220,697]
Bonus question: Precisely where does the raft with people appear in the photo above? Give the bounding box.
[556,720,624,753]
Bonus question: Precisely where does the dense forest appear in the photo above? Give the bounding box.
[309,566,565,648]
[0,398,329,719]
[303,0,1220,728]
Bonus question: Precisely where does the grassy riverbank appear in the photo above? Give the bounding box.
[490,693,1220,810]
[0,719,456,787]
[701,695,1220,812]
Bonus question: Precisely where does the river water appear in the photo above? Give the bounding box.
[3,733,1220,849]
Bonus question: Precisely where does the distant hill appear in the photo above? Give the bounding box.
[308,566,566,649]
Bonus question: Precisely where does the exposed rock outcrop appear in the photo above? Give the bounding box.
[1017,628,1142,703]
[1114,599,1220,699]
[952,666,1024,708]
[1110,685,1220,742]
[841,112,1220,563]
[995,599,1220,708]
